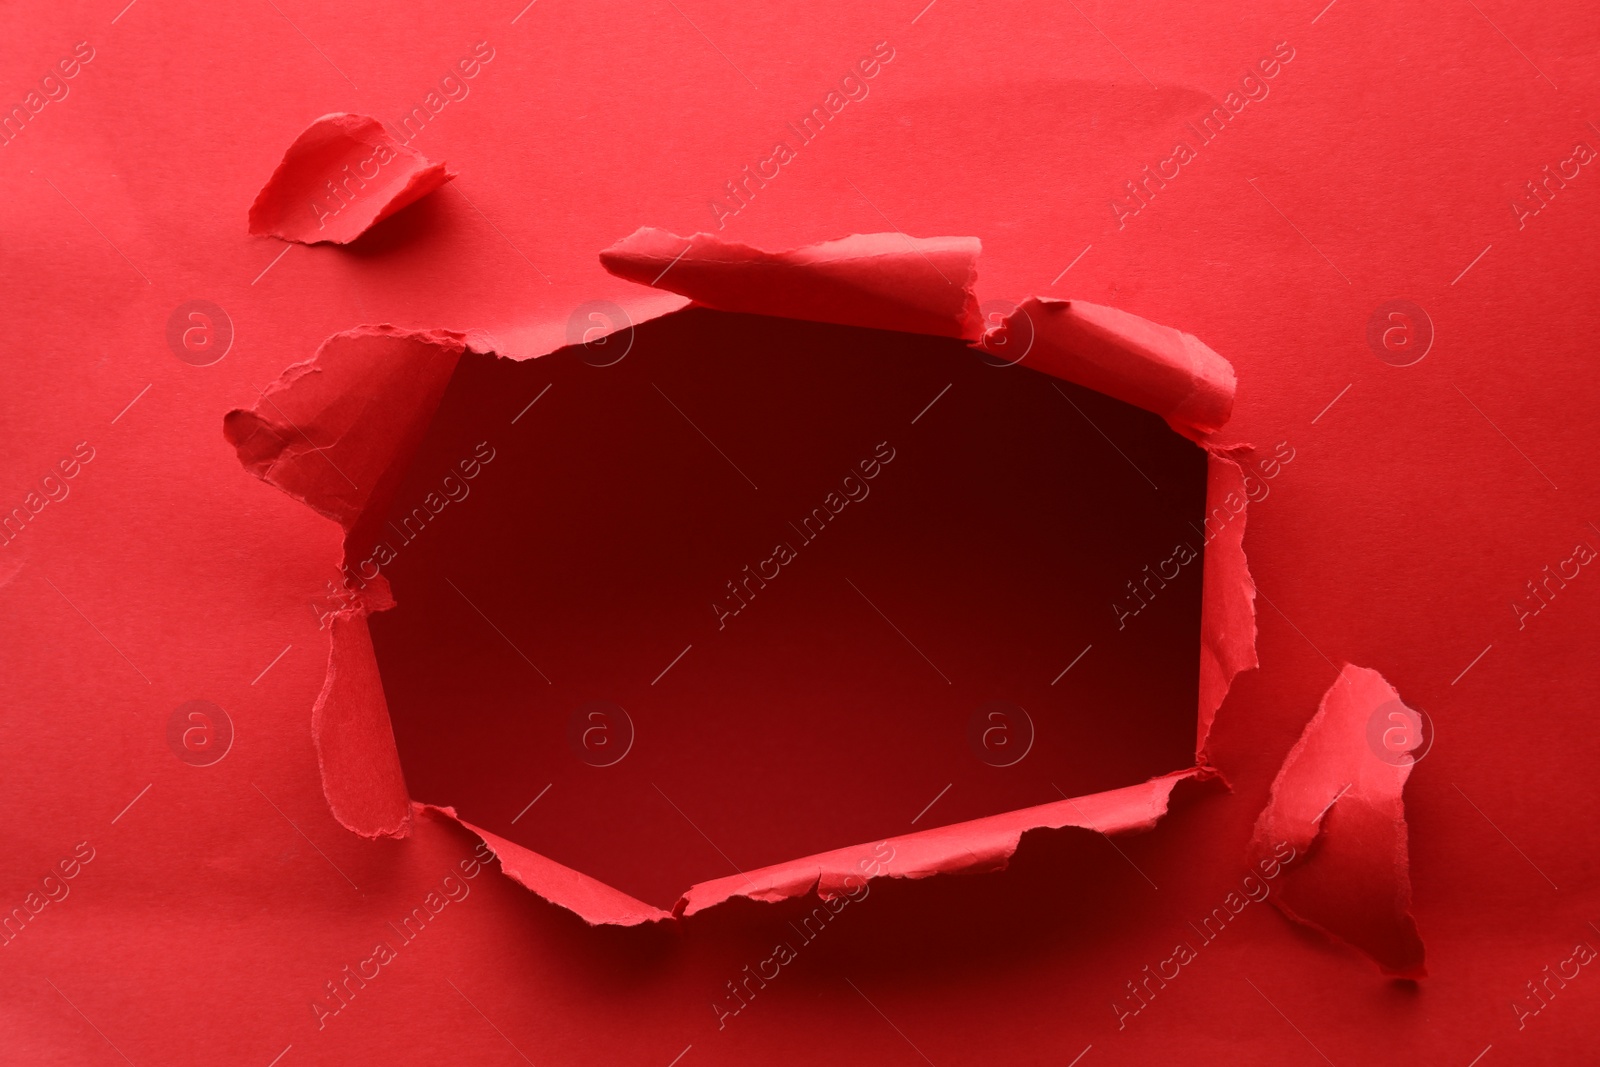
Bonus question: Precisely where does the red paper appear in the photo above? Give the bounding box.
[248,113,454,244]
[9,4,1596,1063]
[601,226,983,339]
[995,297,1236,440]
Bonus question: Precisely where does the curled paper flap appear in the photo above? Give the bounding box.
[1196,448,1260,764]
[425,806,674,927]
[600,227,983,340]
[314,614,413,837]
[224,325,467,534]
[677,770,1198,917]
[248,113,455,244]
[999,298,1236,440]
[1250,664,1427,978]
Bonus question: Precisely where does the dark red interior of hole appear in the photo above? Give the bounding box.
[365,308,1207,909]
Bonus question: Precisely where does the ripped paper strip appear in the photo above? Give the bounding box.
[1196,448,1259,766]
[248,113,455,244]
[676,770,1197,917]
[601,227,984,341]
[421,773,1196,926]
[229,230,1260,924]
[1250,664,1427,977]
[429,806,675,927]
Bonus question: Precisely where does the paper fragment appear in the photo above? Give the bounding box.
[1250,664,1427,977]
[997,298,1236,440]
[248,113,454,244]
[600,227,983,340]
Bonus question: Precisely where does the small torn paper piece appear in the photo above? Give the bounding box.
[248,113,455,244]
[1250,664,1427,977]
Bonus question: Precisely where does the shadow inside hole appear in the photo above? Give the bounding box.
[366,307,1208,909]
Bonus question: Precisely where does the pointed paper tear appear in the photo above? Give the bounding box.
[248,113,455,244]
[600,227,983,340]
[996,298,1236,440]
[677,770,1199,917]
[422,805,674,927]
[1250,664,1427,978]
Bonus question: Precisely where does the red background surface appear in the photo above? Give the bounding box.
[3,0,1597,1064]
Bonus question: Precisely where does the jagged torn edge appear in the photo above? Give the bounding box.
[224,229,1259,926]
